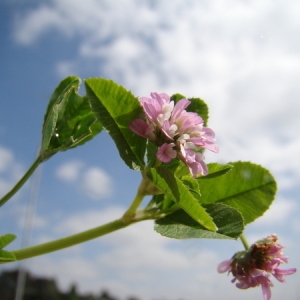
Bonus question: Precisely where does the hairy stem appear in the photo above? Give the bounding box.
[0,156,42,207]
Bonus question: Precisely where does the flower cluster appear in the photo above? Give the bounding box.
[217,234,296,300]
[129,92,218,177]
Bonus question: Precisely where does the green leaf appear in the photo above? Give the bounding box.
[57,94,102,149]
[170,93,186,102]
[147,166,217,231]
[171,94,209,126]
[85,78,146,170]
[204,203,244,237]
[155,203,244,239]
[0,250,16,262]
[41,76,79,155]
[186,97,209,126]
[0,234,16,249]
[181,175,200,194]
[198,163,233,179]
[146,141,157,167]
[196,161,277,224]
[40,76,102,161]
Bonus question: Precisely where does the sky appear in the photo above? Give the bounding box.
[0,0,300,299]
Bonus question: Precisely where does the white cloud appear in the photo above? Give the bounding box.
[55,206,124,235]
[251,197,297,227]
[55,61,77,78]
[55,160,113,200]
[12,1,300,172]
[13,3,73,46]
[82,167,112,199]
[56,160,83,182]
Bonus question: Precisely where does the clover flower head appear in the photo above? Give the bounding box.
[217,234,297,300]
[129,92,219,177]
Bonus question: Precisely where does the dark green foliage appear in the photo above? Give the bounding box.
[40,76,102,161]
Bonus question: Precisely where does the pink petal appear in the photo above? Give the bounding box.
[171,99,191,122]
[156,143,177,163]
[129,119,154,139]
[273,267,297,282]
[179,146,208,177]
[261,282,272,300]
[143,101,161,123]
[217,259,232,273]
[150,92,170,106]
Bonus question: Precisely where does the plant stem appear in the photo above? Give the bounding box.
[123,178,147,220]
[0,156,42,207]
[9,218,131,262]
[239,233,250,250]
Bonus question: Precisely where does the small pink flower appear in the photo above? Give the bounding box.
[129,92,218,177]
[217,234,297,300]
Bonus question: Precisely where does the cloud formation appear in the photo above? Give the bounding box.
[56,160,113,200]
[56,160,83,182]
[13,1,300,177]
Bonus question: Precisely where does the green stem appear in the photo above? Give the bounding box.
[9,218,131,262]
[0,155,42,207]
[123,178,147,220]
[239,233,250,250]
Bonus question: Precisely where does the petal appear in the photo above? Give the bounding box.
[179,147,208,177]
[129,119,154,139]
[202,126,216,138]
[217,259,232,273]
[171,99,191,122]
[150,92,170,106]
[156,143,177,163]
[161,120,175,139]
[188,137,219,153]
[273,267,297,282]
[261,282,272,300]
[143,101,161,123]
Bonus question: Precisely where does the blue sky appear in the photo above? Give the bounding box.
[0,0,300,299]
